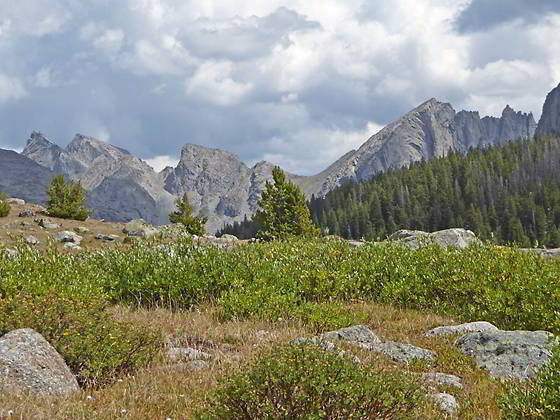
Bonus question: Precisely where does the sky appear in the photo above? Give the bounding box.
[0,0,559,175]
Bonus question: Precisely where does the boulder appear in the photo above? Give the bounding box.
[358,341,437,363]
[389,228,481,249]
[3,248,19,259]
[219,234,238,242]
[6,198,25,205]
[455,330,557,380]
[0,328,79,398]
[74,226,90,234]
[122,219,160,238]
[95,233,119,242]
[425,321,499,337]
[18,210,35,218]
[53,231,82,244]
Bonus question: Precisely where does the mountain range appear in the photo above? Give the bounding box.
[1,83,559,233]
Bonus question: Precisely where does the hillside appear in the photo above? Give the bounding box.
[311,136,560,246]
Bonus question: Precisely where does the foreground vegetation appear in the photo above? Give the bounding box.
[1,238,559,418]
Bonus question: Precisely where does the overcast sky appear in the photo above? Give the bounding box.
[0,0,559,175]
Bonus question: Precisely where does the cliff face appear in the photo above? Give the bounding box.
[536,83,560,139]
[307,100,536,197]
[22,133,176,225]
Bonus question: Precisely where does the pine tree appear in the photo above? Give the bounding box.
[254,167,320,241]
[46,175,91,221]
[169,193,207,235]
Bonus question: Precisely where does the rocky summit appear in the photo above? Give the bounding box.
[3,85,556,232]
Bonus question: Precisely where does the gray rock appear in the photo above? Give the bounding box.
[188,360,209,369]
[123,219,160,238]
[519,248,560,258]
[455,330,557,380]
[74,226,90,234]
[389,228,480,249]
[536,82,560,139]
[3,248,19,259]
[24,235,39,245]
[429,392,459,417]
[95,233,119,242]
[18,210,35,218]
[36,219,60,229]
[425,321,499,337]
[0,328,79,398]
[53,231,82,244]
[422,373,463,390]
[166,347,211,362]
[346,240,366,247]
[358,341,437,363]
[63,243,82,251]
[318,325,381,344]
[6,198,25,205]
[219,234,238,242]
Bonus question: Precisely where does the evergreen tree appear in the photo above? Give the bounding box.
[169,193,207,235]
[0,192,10,217]
[46,175,91,221]
[254,167,320,241]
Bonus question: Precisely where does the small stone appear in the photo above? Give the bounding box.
[53,231,83,244]
[18,210,35,218]
[74,227,90,234]
[24,235,39,246]
[429,392,459,417]
[166,347,211,362]
[63,243,82,251]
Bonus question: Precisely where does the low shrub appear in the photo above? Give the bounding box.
[500,346,560,419]
[0,192,10,217]
[195,343,424,419]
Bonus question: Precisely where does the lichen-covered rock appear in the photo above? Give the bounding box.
[422,373,463,389]
[389,228,481,249]
[425,321,499,337]
[317,325,381,344]
[358,341,437,363]
[0,328,79,398]
[166,347,211,362]
[455,330,557,380]
[429,392,459,417]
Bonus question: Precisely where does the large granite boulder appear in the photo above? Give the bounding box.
[425,321,499,337]
[122,219,160,238]
[455,330,557,380]
[389,228,481,249]
[0,328,79,398]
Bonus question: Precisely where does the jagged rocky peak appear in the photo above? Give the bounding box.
[536,82,560,138]
[66,134,131,167]
[22,131,64,171]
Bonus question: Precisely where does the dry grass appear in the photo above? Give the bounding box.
[0,303,506,419]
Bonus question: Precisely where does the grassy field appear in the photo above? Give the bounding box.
[1,212,560,418]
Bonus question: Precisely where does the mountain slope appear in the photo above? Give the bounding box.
[536,82,560,139]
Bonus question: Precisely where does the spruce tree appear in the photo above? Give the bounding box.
[169,193,207,235]
[46,175,91,221]
[254,167,320,241]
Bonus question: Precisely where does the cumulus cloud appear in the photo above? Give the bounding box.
[0,0,558,173]
[145,155,180,172]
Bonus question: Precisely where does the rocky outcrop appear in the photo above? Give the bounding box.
[0,328,79,398]
[425,321,499,337]
[536,83,560,139]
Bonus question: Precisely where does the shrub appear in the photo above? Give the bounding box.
[500,346,560,419]
[195,343,424,419]
[169,193,207,235]
[46,174,91,221]
[254,167,319,241]
[0,192,10,217]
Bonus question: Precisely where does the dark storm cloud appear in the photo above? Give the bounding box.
[456,0,560,33]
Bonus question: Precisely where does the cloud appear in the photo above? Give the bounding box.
[0,74,27,103]
[455,0,560,33]
[145,155,180,172]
